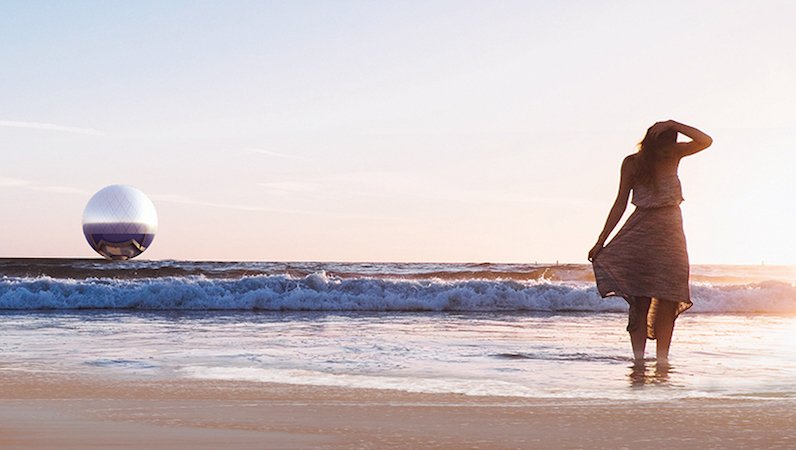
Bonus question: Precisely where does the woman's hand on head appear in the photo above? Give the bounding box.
[649,120,674,138]
[588,242,604,262]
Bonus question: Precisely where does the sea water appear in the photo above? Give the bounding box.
[1,259,795,400]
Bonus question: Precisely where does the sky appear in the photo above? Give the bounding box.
[1,0,795,264]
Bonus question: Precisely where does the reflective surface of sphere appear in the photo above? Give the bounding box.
[82,185,158,260]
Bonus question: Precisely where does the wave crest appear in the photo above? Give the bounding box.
[0,273,794,312]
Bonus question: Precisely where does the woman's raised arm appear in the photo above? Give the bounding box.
[660,120,713,158]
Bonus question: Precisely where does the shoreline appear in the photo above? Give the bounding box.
[2,371,796,448]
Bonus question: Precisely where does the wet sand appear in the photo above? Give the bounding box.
[1,371,795,449]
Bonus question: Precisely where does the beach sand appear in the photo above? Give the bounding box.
[1,372,795,449]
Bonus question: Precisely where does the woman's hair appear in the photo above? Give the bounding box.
[635,126,677,187]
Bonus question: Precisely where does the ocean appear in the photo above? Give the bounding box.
[2,259,795,400]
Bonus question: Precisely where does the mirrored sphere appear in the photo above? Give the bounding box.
[82,185,158,260]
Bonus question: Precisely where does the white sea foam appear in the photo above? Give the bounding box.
[178,366,729,400]
[1,273,794,312]
[180,366,543,397]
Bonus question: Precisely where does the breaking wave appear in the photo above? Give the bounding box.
[1,273,795,313]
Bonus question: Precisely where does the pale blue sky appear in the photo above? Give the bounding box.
[1,1,795,263]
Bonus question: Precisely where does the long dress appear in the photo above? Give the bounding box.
[592,174,692,340]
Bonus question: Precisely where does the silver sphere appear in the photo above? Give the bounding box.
[82,185,158,260]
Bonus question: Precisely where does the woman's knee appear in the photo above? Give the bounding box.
[656,299,678,316]
[653,300,678,331]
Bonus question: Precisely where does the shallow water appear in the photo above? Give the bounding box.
[2,310,795,400]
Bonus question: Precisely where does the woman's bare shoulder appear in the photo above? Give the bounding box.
[619,154,638,186]
[621,154,638,170]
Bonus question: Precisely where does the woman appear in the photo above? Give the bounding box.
[588,120,713,364]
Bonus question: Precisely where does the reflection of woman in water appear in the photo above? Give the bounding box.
[588,120,713,365]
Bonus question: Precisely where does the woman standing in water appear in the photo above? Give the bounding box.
[588,120,713,364]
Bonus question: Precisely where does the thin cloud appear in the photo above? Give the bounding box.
[0,119,105,136]
[0,175,91,195]
[245,147,310,161]
[31,185,92,195]
[0,176,31,188]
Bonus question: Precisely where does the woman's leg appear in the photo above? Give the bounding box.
[654,300,678,363]
[628,296,651,362]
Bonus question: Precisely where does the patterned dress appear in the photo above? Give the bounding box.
[592,174,692,339]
